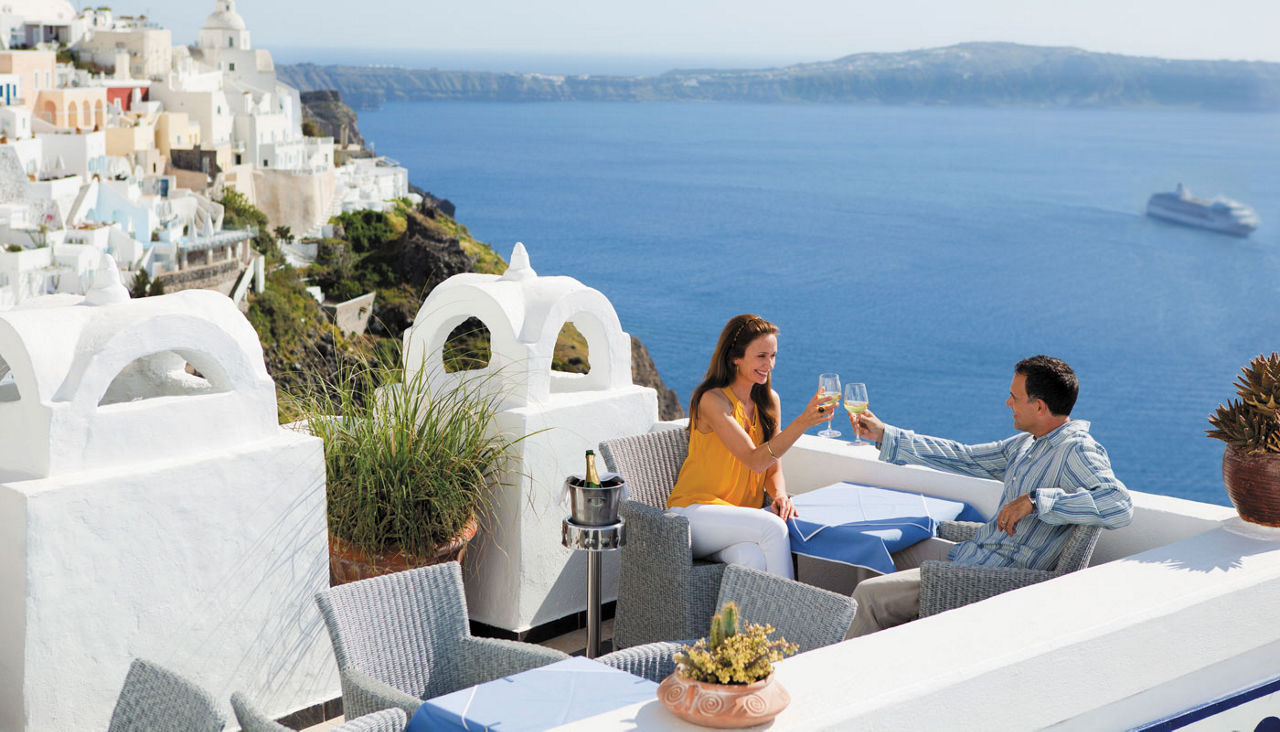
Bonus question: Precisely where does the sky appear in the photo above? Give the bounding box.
[125,0,1280,72]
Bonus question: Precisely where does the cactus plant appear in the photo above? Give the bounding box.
[672,601,797,685]
[1208,353,1280,455]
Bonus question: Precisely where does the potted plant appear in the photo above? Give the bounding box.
[1208,352,1280,526]
[292,355,526,584]
[657,602,798,728]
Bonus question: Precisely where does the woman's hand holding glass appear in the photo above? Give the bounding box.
[817,373,842,438]
[799,389,837,429]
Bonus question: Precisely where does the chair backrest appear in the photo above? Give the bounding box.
[598,428,688,509]
[108,658,225,732]
[314,561,471,702]
[231,692,407,732]
[714,564,857,654]
[1053,523,1102,573]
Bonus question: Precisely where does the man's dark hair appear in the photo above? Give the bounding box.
[1015,355,1078,416]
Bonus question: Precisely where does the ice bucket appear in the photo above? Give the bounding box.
[565,472,626,526]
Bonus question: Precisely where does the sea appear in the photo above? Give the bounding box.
[353,99,1280,507]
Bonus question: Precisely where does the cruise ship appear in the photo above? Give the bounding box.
[1146,183,1260,236]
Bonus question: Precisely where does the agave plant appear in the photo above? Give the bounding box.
[1208,353,1280,455]
[672,602,797,685]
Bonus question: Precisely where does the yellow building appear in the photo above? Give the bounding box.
[0,50,55,110]
[105,118,154,157]
[34,87,109,130]
[155,111,201,156]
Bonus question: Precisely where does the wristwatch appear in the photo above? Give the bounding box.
[1026,489,1038,509]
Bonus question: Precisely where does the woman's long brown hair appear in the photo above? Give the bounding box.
[688,314,779,441]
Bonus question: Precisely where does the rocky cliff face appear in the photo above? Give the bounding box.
[299,89,366,146]
[632,337,684,421]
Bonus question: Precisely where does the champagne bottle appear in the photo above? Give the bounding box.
[585,449,601,489]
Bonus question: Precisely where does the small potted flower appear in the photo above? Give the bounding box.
[657,602,797,728]
[1208,352,1280,526]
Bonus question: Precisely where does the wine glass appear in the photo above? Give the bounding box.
[844,382,869,445]
[818,373,841,438]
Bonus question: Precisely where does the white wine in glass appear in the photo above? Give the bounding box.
[844,382,869,445]
[818,373,841,438]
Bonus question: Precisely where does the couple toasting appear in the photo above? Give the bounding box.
[668,314,1133,635]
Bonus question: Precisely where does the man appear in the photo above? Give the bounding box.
[845,355,1133,636]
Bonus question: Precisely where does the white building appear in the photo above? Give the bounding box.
[74,17,173,80]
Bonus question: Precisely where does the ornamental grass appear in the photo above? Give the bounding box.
[289,353,527,558]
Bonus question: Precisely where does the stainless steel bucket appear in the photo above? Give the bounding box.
[565,472,625,526]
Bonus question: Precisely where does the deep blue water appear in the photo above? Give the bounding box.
[356,101,1280,506]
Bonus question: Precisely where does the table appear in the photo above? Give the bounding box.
[788,482,984,575]
[407,656,658,732]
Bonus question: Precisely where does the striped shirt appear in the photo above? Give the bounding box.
[879,420,1133,569]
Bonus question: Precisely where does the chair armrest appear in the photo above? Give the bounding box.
[596,641,691,683]
[340,666,422,719]
[444,637,570,693]
[917,560,1055,618]
[614,500,702,649]
[938,521,985,543]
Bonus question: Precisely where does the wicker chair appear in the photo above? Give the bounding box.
[597,563,856,682]
[599,428,728,650]
[314,561,569,718]
[917,521,1102,617]
[107,658,225,732]
[230,692,406,732]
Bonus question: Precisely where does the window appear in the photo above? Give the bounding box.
[229,62,235,71]
[262,159,267,167]
[228,36,234,48]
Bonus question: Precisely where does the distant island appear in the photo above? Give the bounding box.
[278,42,1280,111]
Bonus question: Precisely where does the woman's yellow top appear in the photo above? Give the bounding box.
[667,387,767,509]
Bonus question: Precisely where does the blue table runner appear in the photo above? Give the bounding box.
[788,482,984,575]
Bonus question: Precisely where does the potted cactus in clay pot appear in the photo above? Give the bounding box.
[657,602,797,729]
[1208,352,1280,526]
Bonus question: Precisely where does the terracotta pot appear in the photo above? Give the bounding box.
[657,672,789,729]
[1223,447,1280,527]
[328,516,479,586]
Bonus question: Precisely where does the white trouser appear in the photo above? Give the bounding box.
[670,503,795,580]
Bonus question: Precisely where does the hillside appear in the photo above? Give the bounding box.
[279,42,1280,111]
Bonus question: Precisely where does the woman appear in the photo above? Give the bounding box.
[667,314,833,579]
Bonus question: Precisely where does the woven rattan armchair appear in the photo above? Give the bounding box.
[917,521,1102,617]
[107,658,225,732]
[597,563,856,682]
[315,561,569,718]
[598,428,728,650]
[230,692,406,732]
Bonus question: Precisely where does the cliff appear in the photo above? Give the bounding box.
[299,89,366,146]
[279,42,1280,111]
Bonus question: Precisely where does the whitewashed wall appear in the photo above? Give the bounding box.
[0,287,335,730]
[403,244,659,633]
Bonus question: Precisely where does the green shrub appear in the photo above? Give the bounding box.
[333,210,395,253]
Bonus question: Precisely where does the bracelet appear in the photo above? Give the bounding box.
[765,441,777,458]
